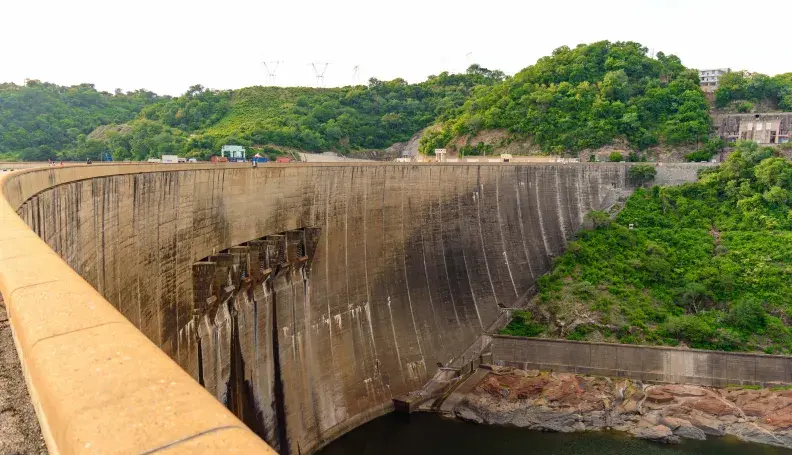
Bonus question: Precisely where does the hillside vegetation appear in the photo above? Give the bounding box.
[0,68,503,161]
[503,142,792,354]
[420,41,711,156]
[0,81,160,161]
[1,41,716,161]
[715,71,792,112]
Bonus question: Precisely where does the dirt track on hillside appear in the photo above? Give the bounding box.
[0,295,46,455]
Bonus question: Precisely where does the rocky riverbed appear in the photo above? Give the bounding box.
[452,367,792,449]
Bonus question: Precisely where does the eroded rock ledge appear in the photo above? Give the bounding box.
[452,367,792,448]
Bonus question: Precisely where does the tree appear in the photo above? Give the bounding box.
[601,70,629,101]
[628,164,657,186]
[727,298,766,334]
[609,152,624,162]
[584,210,611,229]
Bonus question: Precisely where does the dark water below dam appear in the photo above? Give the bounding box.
[318,413,792,455]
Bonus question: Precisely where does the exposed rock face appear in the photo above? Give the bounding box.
[452,368,792,449]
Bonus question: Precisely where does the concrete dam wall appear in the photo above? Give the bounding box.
[7,162,703,453]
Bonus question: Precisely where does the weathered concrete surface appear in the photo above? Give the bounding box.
[653,162,715,186]
[0,164,276,455]
[7,162,704,454]
[492,335,792,387]
[14,163,641,453]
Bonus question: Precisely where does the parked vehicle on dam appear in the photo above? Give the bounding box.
[252,153,269,164]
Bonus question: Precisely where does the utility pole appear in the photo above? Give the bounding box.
[352,65,360,85]
[311,62,329,87]
[262,61,282,85]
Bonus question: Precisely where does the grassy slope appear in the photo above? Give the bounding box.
[202,86,335,138]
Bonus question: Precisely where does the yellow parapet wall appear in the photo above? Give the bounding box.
[0,163,275,454]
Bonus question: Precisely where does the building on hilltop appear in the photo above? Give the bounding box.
[699,68,730,93]
[221,144,246,162]
[713,113,792,144]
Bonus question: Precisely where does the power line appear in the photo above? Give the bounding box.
[262,61,282,85]
[310,62,330,87]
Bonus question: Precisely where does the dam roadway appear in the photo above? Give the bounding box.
[0,162,705,454]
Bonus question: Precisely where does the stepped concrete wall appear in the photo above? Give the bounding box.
[492,335,792,387]
[2,162,704,454]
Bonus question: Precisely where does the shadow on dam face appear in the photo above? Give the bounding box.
[15,163,704,453]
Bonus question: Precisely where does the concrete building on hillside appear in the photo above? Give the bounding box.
[713,113,792,144]
[699,68,730,93]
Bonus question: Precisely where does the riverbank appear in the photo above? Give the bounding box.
[452,367,792,449]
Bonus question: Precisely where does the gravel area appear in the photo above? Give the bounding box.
[0,295,47,455]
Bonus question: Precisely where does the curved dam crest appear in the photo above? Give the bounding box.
[12,163,701,453]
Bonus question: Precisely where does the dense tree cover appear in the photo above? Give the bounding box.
[627,164,657,185]
[0,67,503,161]
[141,84,231,132]
[420,41,711,155]
[184,69,502,156]
[503,142,792,354]
[0,80,160,160]
[715,71,792,111]
[684,138,726,162]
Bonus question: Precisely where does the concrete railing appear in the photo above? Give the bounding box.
[492,335,792,387]
[0,163,275,454]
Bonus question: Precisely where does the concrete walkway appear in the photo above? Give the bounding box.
[439,368,490,413]
[296,152,372,162]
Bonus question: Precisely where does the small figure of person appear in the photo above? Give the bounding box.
[86,158,92,165]
[252,160,258,168]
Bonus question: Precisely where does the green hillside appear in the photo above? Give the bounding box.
[0,81,160,160]
[79,69,502,161]
[715,71,792,112]
[0,69,501,161]
[420,41,712,156]
[503,141,792,354]
[0,41,719,161]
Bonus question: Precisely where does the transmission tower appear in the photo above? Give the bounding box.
[263,61,282,85]
[352,65,360,85]
[311,62,329,87]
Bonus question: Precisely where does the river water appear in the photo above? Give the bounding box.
[318,413,792,455]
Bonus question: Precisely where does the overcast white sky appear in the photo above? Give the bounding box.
[1,0,787,96]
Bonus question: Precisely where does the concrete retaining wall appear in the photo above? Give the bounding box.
[492,335,792,387]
